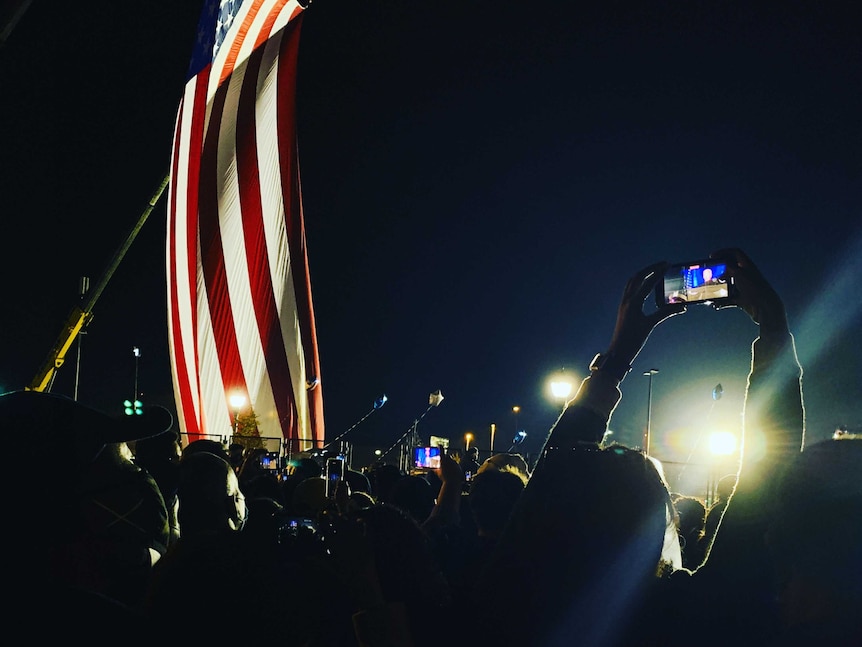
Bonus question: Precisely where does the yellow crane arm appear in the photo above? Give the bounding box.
[25,173,169,393]
[27,306,94,392]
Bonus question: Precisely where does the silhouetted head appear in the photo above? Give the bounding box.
[182,438,230,463]
[367,462,403,502]
[388,474,435,525]
[475,443,679,646]
[177,451,247,537]
[478,452,531,479]
[1,389,173,533]
[468,468,526,538]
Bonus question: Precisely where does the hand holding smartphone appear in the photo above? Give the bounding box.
[325,457,345,498]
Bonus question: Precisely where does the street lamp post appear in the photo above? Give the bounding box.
[490,423,496,454]
[229,393,246,435]
[643,368,659,455]
[132,346,141,404]
[512,405,521,435]
[707,431,737,506]
[464,432,474,451]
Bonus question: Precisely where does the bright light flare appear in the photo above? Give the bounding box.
[551,381,572,399]
[709,431,737,455]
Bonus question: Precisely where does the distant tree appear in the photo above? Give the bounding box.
[233,409,264,450]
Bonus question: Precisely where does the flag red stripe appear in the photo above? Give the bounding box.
[167,95,199,439]
[198,78,249,413]
[253,0,296,50]
[277,18,323,445]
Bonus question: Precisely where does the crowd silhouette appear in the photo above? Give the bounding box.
[3,248,859,645]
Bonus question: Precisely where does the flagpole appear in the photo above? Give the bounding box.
[321,394,388,452]
[378,391,444,467]
[379,405,436,465]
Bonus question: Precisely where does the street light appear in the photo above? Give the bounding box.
[132,346,141,402]
[228,393,246,434]
[549,371,574,402]
[512,405,521,434]
[464,432,474,450]
[708,431,737,456]
[490,423,496,454]
[123,346,143,416]
[707,431,737,506]
[643,368,659,455]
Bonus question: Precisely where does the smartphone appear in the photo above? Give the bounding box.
[259,452,279,470]
[325,457,345,498]
[656,258,734,307]
[276,515,317,543]
[413,446,442,470]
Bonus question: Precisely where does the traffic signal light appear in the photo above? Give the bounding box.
[123,399,143,416]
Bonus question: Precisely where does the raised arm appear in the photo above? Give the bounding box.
[700,248,805,565]
[716,247,805,464]
[421,450,463,535]
[540,261,685,452]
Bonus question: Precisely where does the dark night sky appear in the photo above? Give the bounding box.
[2,1,860,489]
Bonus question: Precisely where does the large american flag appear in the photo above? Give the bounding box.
[167,0,324,450]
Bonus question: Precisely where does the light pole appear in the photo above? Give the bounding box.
[707,431,737,506]
[229,393,246,434]
[512,405,521,435]
[490,423,496,454]
[464,432,474,451]
[132,346,141,403]
[643,368,659,455]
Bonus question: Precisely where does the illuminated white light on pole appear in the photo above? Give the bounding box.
[549,372,574,401]
[133,346,141,403]
[465,432,474,450]
[490,423,496,454]
[643,368,659,455]
[229,393,246,434]
[708,431,737,456]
